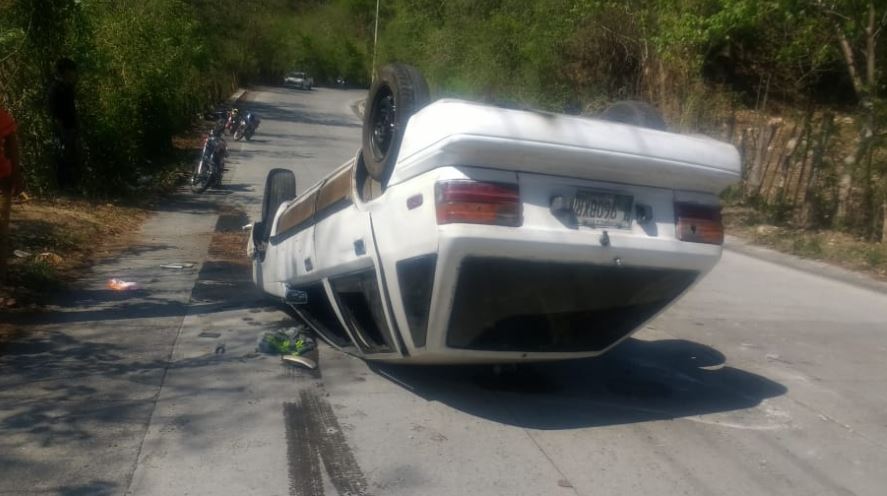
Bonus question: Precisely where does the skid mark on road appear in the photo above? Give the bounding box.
[284,400,326,496]
[284,389,369,496]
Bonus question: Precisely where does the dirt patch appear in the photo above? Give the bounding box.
[2,198,149,305]
[190,205,255,305]
[207,205,250,266]
[0,198,150,343]
[1,94,246,343]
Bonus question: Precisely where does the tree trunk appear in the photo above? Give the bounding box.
[791,109,815,208]
[757,119,782,200]
[835,168,854,228]
[862,139,875,238]
[801,113,835,227]
[829,1,881,234]
[881,202,887,242]
[0,185,12,284]
[862,2,879,239]
[746,75,771,198]
[834,20,865,96]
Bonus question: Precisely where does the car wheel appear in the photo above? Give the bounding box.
[261,168,296,243]
[598,100,667,131]
[361,63,430,185]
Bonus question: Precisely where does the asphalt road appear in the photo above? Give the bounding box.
[2,86,887,496]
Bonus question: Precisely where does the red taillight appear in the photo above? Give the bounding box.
[435,180,522,227]
[675,203,723,245]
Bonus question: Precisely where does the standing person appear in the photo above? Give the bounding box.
[49,57,80,192]
[0,106,22,283]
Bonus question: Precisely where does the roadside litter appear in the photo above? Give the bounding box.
[107,278,140,291]
[257,326,316,355]
[35,252,63,265]
[13,250,30,258]
[257,326,318,370]
[160,262,195,270]
[282,354,316,370]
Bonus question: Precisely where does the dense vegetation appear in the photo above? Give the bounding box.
[1,0,886,241]
[0,0,307,195]
[366,0,887,240]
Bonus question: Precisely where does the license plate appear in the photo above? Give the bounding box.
[571,190,633,229]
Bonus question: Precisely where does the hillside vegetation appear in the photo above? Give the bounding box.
[315,0,886,241]
[0,0,302,195]
[1,0,886,243]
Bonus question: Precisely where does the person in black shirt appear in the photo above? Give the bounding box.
[49,58,80,191]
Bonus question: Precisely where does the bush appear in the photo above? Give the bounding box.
[0,0,299,197]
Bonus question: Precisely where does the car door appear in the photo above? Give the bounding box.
[311,161,406,359]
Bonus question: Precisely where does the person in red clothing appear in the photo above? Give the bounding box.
[1,106,22,282]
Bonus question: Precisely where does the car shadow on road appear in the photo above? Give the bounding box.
[369,338,787,430]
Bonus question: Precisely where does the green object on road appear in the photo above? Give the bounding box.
[257,327,316,356]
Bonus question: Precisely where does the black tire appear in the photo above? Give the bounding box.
[190,158,212,193]
[599,100,667,131]
[261,168,296,242]
[362,63,430,184]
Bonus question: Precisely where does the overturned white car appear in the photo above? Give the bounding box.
[248,64,741,364]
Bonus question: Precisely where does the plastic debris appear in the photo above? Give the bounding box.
[160,263,195,269]
[282,354,317,370]
[257,326,316,356]
[108,278,140,291]
[13,250,31,258]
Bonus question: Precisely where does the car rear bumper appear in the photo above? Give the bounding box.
[381,226,719,364]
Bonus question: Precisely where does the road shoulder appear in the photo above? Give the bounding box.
[725,234,887,295]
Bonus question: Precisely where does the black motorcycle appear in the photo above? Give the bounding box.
[233,112,260,141]
[190,124,227,193]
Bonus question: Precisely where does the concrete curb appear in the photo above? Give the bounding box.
[724,234,887,295]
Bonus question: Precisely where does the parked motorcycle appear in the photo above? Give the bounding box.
[190,124,227,193]
[224,108,242,135]
[233,112,260,141]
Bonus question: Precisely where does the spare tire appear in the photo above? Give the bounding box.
[362,63,430,184]
[599,100,667,131]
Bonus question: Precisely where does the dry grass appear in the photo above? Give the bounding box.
[724,206,887,281]
[0,196,153,343]
[208,231,249,266]
[1,197,150,307]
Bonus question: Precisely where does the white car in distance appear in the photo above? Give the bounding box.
[284,71,313,90]
[248,64,741,364]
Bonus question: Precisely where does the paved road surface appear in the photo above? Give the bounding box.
[2,86,886,496]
